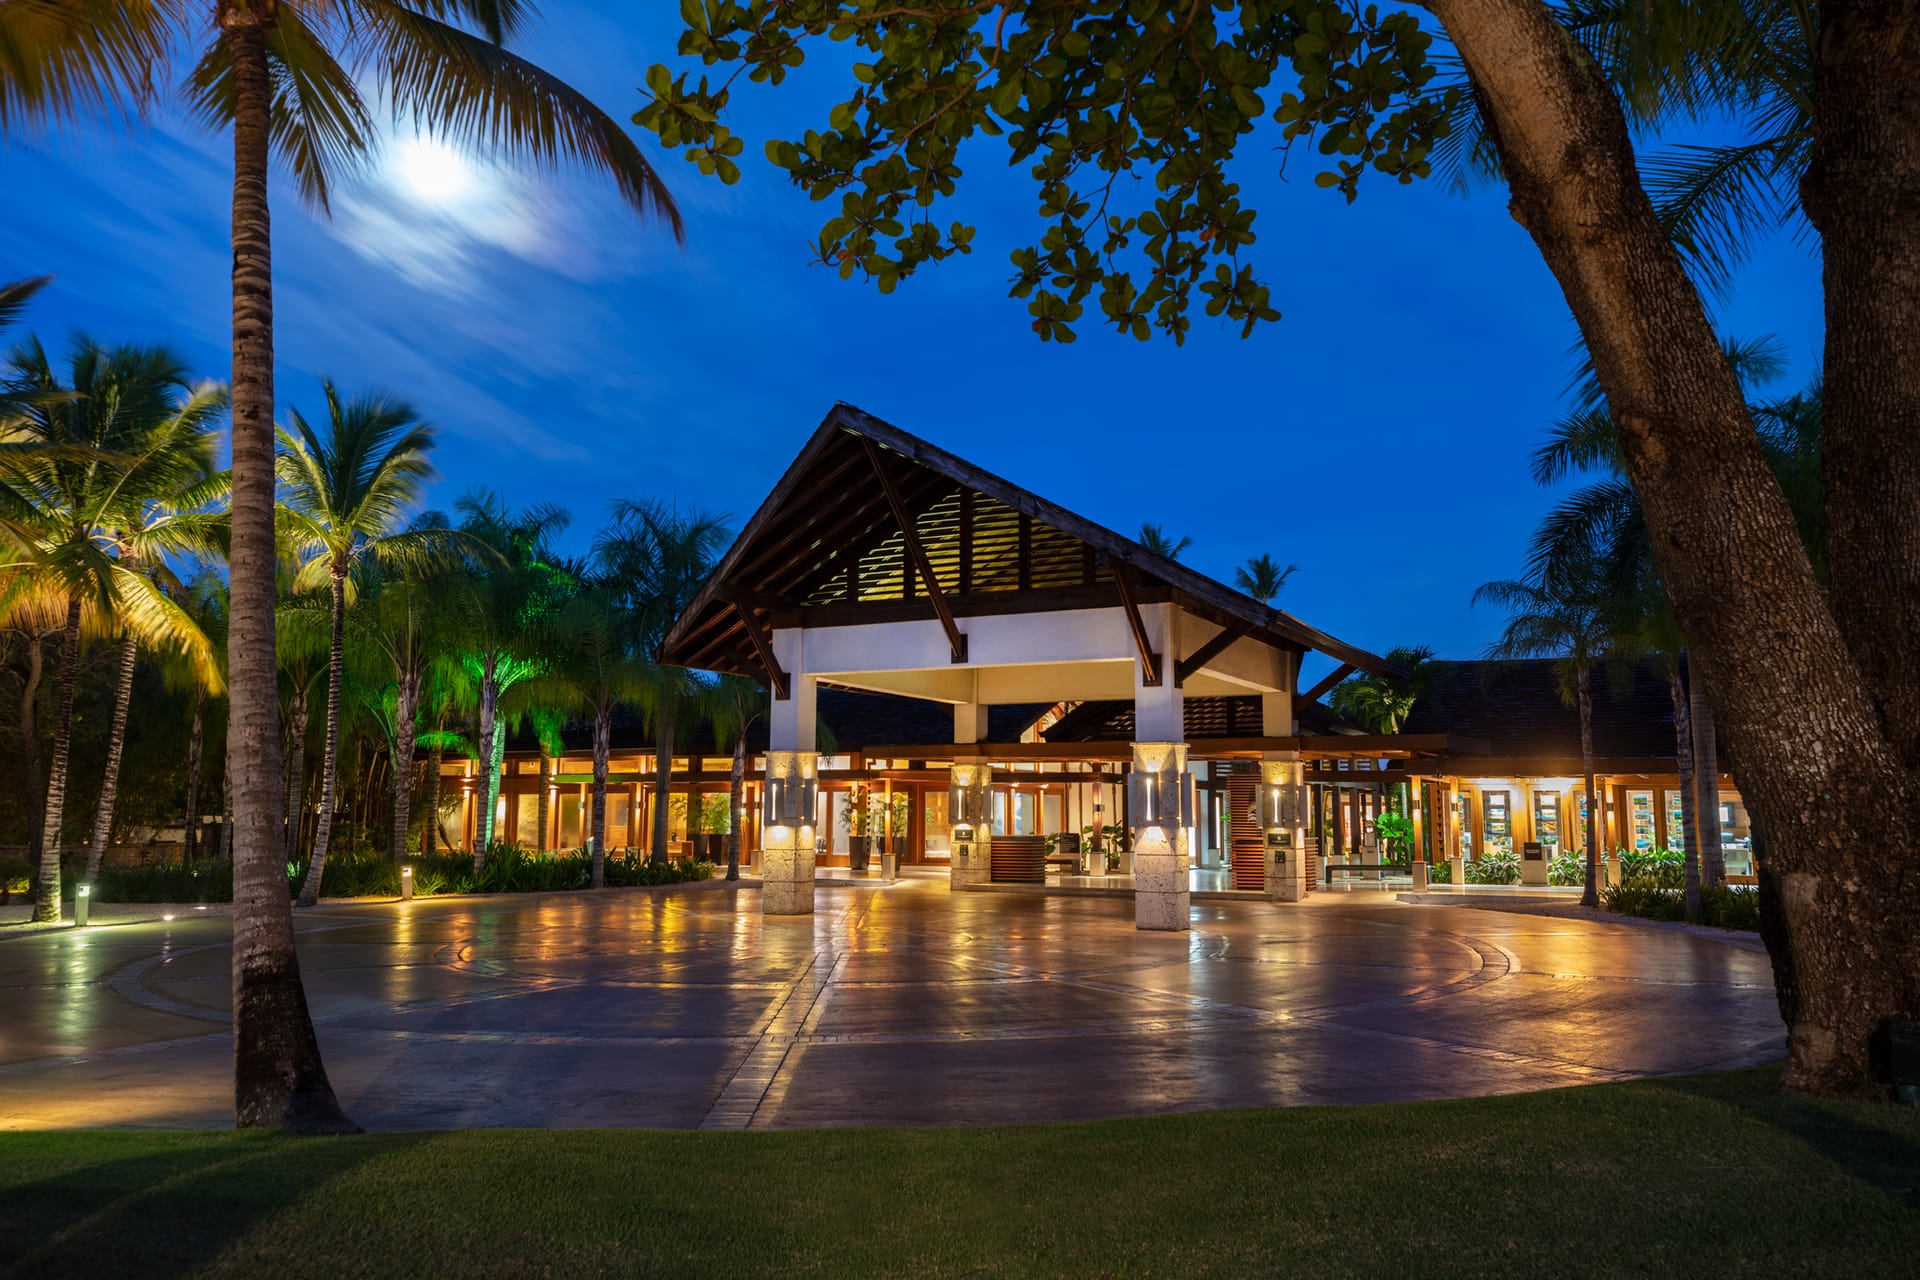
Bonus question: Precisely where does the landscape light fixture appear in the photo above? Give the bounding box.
[1128,759,1195,830]
[400,864,414,901]
[73,883,90,928]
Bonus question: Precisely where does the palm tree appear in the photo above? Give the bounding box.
[1329,645,1437,735]
[4,0,683,1130]
[1233,553,1298,603]
[1474,563,1616,908]
[593,500,730,865]
[1137,522,1192,562]
[278,383,463,906]
[348,551,456,861]
[450,490,573,866]
[170,569,228,862]
[703,674,764,881]
[539,578,646,887]
[0,337,223,921]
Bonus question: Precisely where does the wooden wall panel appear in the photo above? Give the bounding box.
[990,834,1047,884]
[1226,768,1265,891]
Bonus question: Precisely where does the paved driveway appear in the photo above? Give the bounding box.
[0,879,1784,1130]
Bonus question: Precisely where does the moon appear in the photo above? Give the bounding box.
[392,137,478,209]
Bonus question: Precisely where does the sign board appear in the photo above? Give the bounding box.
[1265,830,1293,849]
[1522,841,1544,861]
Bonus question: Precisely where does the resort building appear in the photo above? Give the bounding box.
[435,405,1748,923]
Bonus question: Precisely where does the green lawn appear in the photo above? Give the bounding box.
[3,1067,1915,1279]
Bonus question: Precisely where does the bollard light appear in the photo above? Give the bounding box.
[400,864,414,901]
[74,883,91,928]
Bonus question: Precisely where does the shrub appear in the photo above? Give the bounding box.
[1425,859,1453,885]
[1548,850,1588,887]
[1465,852,1520,885]
[1601,882,1686,921]
[86,860,233,904]
[1603,881,1760,930]
[1619,845,1684,889]
[1702,884,1761,930]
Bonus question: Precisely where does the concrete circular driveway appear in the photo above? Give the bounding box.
[0,878,1784,1130]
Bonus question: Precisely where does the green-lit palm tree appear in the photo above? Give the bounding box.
[450,490,574,866]
[2,0,682,1130]
[0,337,224,921]
[1137,522,1192,562]
[538,577,646,886]
[1329,645,1437,735]
[278,383,465,905]
[703,673,764,882]
[1474,563,1617,909]
[1233,553,1298,603]
[593,500,730,866]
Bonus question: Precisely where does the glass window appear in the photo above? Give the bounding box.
[1533,791,1560,854]
[559,796,582,850]
[515,794,541,847]
[1629,790,1655,851]
[923,791,950,857]
[1483,791,1511,857]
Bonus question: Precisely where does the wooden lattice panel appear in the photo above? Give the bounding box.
[1226,768,1266,891]
[990,834,1047,884]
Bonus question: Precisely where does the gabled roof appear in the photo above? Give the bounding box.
[662,403,1396,680]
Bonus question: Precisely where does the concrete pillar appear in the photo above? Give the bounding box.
[948,762,992,889]
[760,750,819,914]
[1263,753,1308,903]
[1131,741,1191,932]
[954,701,989,745]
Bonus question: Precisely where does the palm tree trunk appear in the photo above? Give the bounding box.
[424,745,442,857]
[536,749,551,852]
[591,708,610,888]
[474,668,498,866]
[1688,670,1725,887]
[651,714,674,865]
[727,728,746,881]
[297,568,347,907]
[17,630,45,868]
[33,598,82,923]
[183,684,206,863]
[223,9,353,1133]
[1668,667,1701,921]
[391,671,419,860]
[84,630,140,882]
[283,684,309,859]
[1577,668,1600,909]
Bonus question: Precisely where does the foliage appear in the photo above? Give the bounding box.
[1232,553,1298,603]
[1425,857,1452,885]
[635,2,1455,344]
[1548,849,1587,887]
[1464,852,1520,886]
[1374,812,1412,862]
[1619,845,1685,890]
[1603,877,1756,928]
[1328,645,1435,733]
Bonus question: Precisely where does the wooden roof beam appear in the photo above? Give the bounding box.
[729,600,790,701]
[1174,621,1251,689]
[863,437,967,663]
[1300,662,1355,705]
[1109,562,1162,687]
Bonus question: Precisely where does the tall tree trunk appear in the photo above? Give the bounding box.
[222,749,234,861]
[424,745,442,857]
[536,749,551,852]
[183,684,206,863]
[1428,0,1920,1096]
[1577,668,1599,909]
[283,683,309,860]
[473,667,498,866]
[1670,667,1701,922]
[297,567,347,907]
[1802,0,1920,774]
[17,630,45,866]
[32,599,81,923]
[1689,669,1725,888]
[391,670,419,860]
[651,713,674,865]
[590,709,610,888]
[727,728,746,881]
[222,7,353,1133]
[84,629,139,882]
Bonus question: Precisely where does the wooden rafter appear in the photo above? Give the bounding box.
[730,599,791,701]
[863,436,967,663]
[1110,563,1162,686]
[1174,621,1251,688]
[1300,662,1355,705]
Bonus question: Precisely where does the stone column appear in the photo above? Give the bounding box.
[948,762,992,889]
[1131,741,1191,930]
[1263,753,1309,903]
[761,750,818,915]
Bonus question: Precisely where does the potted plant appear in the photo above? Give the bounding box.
[842,788,873,873]
[700,794,730,861]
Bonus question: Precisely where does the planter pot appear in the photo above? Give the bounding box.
[848,835,872,873]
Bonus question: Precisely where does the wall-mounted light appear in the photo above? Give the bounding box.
[949,763,992,827]
[1254,779,1307,828]
[1127,763,1195,830]
[763,772,818,827]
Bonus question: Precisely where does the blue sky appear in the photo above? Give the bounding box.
[0,7,1820,684]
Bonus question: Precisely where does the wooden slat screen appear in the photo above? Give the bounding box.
[989,834,1047,884]
[1226,767,1266,891]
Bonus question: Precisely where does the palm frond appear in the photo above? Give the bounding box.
[0,0,182,130]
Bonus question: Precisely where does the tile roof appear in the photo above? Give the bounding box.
[1398,658,1681,760]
